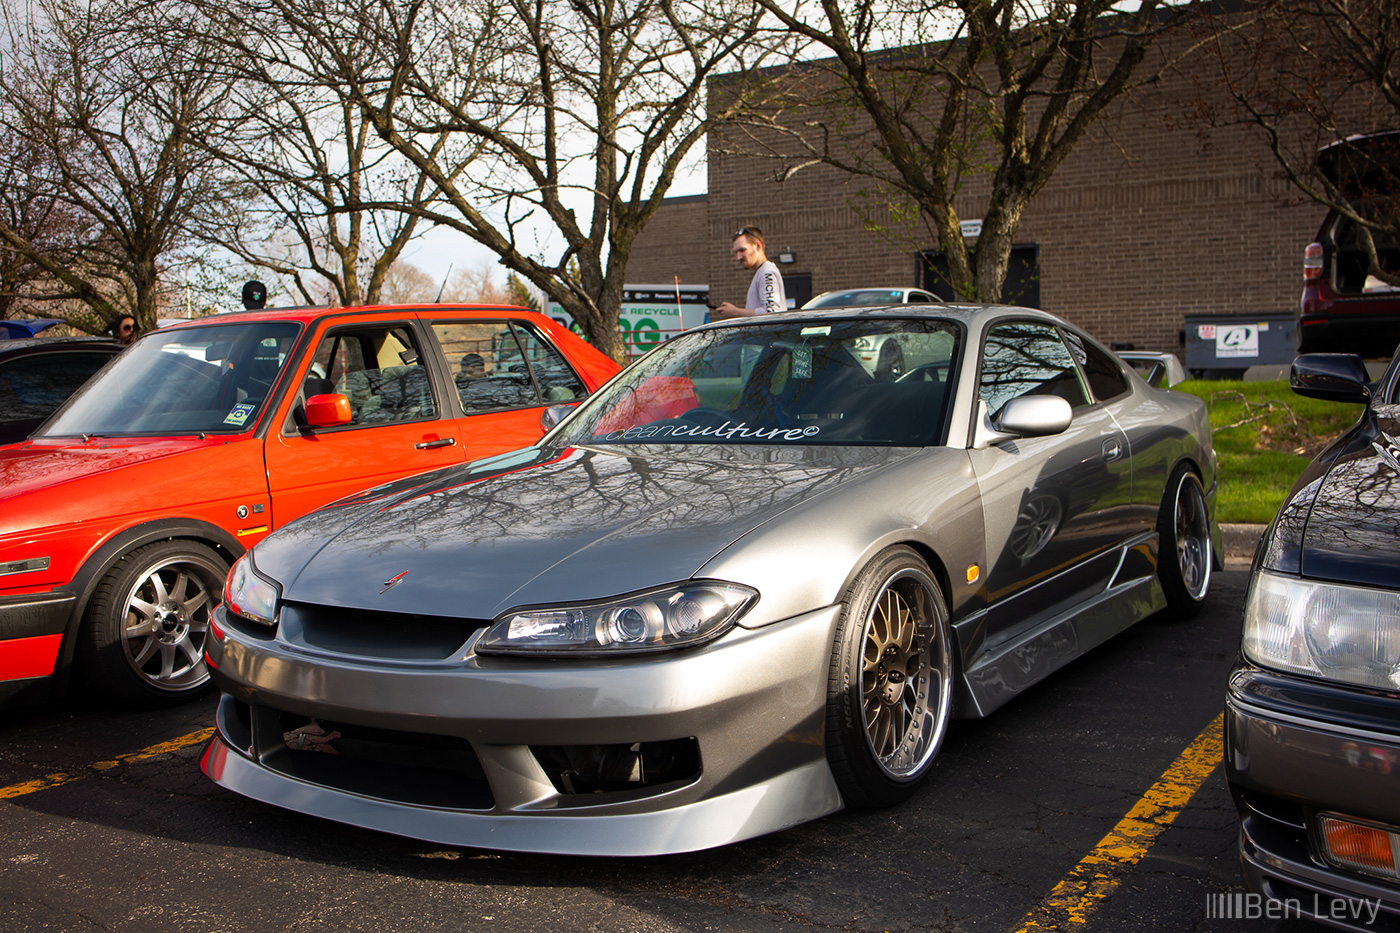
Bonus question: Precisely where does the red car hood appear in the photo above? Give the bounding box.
[0,437,238,497]
[0,436,258,539]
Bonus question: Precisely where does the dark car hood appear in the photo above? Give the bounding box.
[1288,411,1400,588]
[254,444,909,617]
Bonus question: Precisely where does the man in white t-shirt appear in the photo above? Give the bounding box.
[713,226,787,319]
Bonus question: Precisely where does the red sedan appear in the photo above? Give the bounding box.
[0,304,619,707]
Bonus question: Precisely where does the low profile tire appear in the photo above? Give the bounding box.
[1157,464,1212,619]
[826,546,953,808]
[79,540,228,707]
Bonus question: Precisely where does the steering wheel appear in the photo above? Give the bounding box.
[680,407,734,427]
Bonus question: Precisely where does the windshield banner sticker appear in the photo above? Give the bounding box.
[223,403,257,427]
[599,421,821,442]
[793,345,813,379]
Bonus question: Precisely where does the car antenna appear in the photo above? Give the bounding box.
[434,264,454,304]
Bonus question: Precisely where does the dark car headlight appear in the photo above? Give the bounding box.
[223,552,282,629]
[476,581,758,657]
[1243,570,1400,690]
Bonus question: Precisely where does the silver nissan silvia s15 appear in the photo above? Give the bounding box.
[202,304,1221,855]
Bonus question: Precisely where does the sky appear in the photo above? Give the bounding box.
[397,153,710,294]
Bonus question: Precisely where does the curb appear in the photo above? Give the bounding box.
[1221,522,1266,566]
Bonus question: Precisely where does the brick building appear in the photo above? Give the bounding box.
[624,28,1351,358]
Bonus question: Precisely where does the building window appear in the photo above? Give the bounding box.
[919,244,1041,308]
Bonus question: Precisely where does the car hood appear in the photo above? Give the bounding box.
[254,444,911,617]
[0,436,239,500]
[1291,412,1400,588]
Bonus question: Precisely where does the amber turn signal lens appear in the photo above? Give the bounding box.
[1319,815,1400,879]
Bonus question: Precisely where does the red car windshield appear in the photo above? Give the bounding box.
[41,322,301,437]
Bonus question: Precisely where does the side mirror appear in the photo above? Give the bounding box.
[975,396,1073,449]
[998,395,1073,437]
[1291,354,1371,403]
[540,403,576,431]
[305,393,353,428]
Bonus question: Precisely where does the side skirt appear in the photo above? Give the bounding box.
[953,536,1167,718]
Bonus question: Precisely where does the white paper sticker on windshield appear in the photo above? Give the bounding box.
[223,403,257,427]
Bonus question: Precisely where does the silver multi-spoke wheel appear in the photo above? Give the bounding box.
[80,540,228,706]
[1174,473,1211,600]
[1157,465,1212,618]
[828,547,953,806]
[120,556,216,691]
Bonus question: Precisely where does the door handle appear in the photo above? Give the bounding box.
[415,437,457,450]
[1102,437,1123,462]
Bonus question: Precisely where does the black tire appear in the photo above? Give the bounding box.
[1157,464,1212,619]
[826,546,953,808]
[78,540,228,707]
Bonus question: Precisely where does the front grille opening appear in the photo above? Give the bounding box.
[283,601,488,660]
[260,709,493,810]
[223,698,254,751]
[531,738,701,795]
[1237,786,1307,830]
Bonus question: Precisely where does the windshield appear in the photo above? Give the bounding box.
[41,321,301,437]
[555,318,959,447]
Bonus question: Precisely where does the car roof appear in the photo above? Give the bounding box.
[154,303,543,331]
[707,302,1061,328]
[0,335,123,357]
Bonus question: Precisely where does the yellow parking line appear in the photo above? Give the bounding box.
[1015,713,1224,931]
[0,727,215,800]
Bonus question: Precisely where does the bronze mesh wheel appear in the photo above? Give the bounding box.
[827,546,953,807]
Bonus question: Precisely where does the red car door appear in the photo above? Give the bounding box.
[262,318,469,527]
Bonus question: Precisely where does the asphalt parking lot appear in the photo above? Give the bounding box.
[0,539,1326,933]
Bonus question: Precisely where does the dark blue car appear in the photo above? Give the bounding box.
[1228,350,1400,929]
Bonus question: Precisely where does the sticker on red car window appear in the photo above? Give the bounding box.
[223,403,257,427]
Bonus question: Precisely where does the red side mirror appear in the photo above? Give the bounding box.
[305,393,352,428]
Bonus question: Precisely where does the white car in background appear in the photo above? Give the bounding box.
[802,289,945,377]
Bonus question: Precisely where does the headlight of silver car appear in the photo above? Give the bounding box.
[223,552,282,628]
[1243,570,1400,690]
[476,581,758,657]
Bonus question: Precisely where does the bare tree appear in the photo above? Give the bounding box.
[1199,0,1399,284]
[209,0,786,361]
[163,0,457,306]
[741,0,1204,302]
[444,261,511,304]
[375,260,438,304]
[0,0,240,332]
[0,126,81,319]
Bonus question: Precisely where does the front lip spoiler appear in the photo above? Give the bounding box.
[201,726,841,857]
